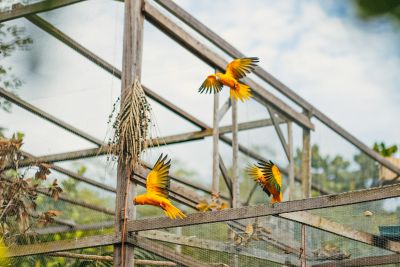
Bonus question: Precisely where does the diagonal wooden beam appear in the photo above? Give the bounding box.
[0,0,85,23]
[127,183,400,231]
[219,154,232,198]
[6,234,118,257]
[312,253,400,267]
[0,87,102,146]
[143,0,314,131]
[280,211,400,253]
[154,0,400,177]
[266,106,290,160]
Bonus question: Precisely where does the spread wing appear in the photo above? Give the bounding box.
[146,154,171,198]
[225,57,259,80]
[247,164,271,196]
[259,160,282,193]
[198,74,223,94]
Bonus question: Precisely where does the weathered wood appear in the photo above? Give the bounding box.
[139,230,299,266]
[127,183,400,232]
[0,0,85,22]
[288,122,295,200]
[312,254,400,267]
[7,234,118,257]
[212,93,220,195]
[219,154,233,198]
[301,120,312,198]
[154,0,400,176]
[34,221,114,235]
[129,236,211,267]
[143,1,314,131]
[231,99,240,209]
[48,252,177,266]
[266,106,290,160]
[115,0,145,265]
[280,211,400,253]
[218,98,231,122]
[0,87,102,146]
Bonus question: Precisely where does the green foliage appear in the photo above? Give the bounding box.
[0,23,32,112]
[373,142,398,157]
[354,0,400,23]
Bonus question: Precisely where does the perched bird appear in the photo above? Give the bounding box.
[198,57,259,102]
[133,154,186,219]
[247,160,282,203]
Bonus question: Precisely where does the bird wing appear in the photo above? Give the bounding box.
[146,154,171,198]
[225,57,259,80]
[198,74,223,94]
[247,164,271,196]
[259,160,282,193]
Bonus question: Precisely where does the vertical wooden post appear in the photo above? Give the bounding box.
[114,0,144,266]
[212,93,220,195]
[288,122,295,201]
[231,98,239,267]
[301,115,311,199]
[301,224,307,267]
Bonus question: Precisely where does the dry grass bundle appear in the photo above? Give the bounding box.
[106,79,155,171]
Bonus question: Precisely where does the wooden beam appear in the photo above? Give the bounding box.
[142,1,314,131]
[139,230,299,266]
[288,122,295,200]
[127,183,400,231]
[280,211,400,253]
[312,254,400,267]
[301,115,312,198]
[154,0,400,176]
[6,234,117,257]
[219,154,233,199]
[212,93,220,195]
[0,0,85,22]
[218,98,231,122]
[266,106,290,160]
[128,236,211,267]
[0,87,102,146]
[34,221,114,235]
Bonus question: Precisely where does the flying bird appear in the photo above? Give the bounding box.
[198,57,259,102]
[247,160,282,203]
[133,154,186,219]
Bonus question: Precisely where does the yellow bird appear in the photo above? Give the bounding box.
[198,57,259,102]
[133,154,186,219]
[247,160,282,203]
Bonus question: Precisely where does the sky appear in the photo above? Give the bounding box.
[1,0,400,191]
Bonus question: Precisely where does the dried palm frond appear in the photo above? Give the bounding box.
[105,79,156,171]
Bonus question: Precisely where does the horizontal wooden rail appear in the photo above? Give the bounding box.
[127,183,400,231]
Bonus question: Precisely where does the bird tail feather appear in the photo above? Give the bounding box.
[230,83,252,102]
[163,203,186,219]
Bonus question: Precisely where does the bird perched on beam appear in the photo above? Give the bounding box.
[247,160,282,203]
[133,154,186,219]
[198,57,259,102]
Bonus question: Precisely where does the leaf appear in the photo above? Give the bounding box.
[48,179,63,201]
[35,163,51,180]
[196,201,209,212]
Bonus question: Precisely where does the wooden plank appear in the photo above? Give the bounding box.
[128,236,211,267]
[312,254,400,267]
[266,106,290,160]
[0,0,85,22]
[6,234,117,257]
[218,98,231,122]
[139,230,299,266]
[212,93,220,195]
[288,122,295,200]
[143,1,314,131]
[34,221,114,235]
[127,183,400,232]
[219,154,233,199]
[115,0,144,265]
[231,99,240,209]
[301,120,312,198]
[280,211,400,253]
[0,87,102,146]
[154,0,400,176]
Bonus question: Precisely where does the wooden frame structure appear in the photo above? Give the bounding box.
[1,1,400,266]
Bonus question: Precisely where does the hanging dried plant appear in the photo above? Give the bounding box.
[105,79,156,170]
